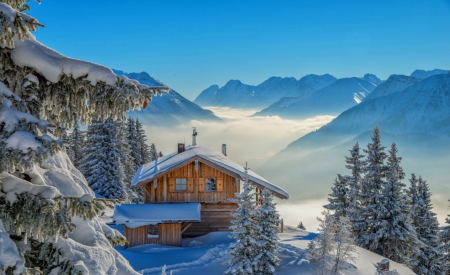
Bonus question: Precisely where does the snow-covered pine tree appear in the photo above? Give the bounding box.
[126,117,140,169]
[68,121,86,170]
[440,207,450,275]
[149,143,159,161]
[324,174,349,219]
[225,164,258,275]
[0,1,167,272]
[252,188,281,275]
[344,142,366,238]
[374,143,419,265]
[408,176,443,274]
[307,210,336,275]
[297,222,306,230]
[355,125,388,250]
[135,119,151,165]
[79,117,128,200]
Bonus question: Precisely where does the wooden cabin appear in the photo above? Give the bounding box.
[115,144,289,248]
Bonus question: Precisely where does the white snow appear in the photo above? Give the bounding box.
[0,220,26,274]
[5,151,140,275]
[5,131,43,153]
[111,226,414,275]
[113,203,201,228]
[10,35,167,91]
[132,145,289,199]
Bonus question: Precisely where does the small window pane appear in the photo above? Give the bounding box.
[206,178,217,191]
[176,178,187,191]
[148,224,159,238]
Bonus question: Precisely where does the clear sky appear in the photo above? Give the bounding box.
[28,0,450,100]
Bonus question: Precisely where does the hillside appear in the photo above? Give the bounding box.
[112,228,414,274]
[254,77,376,119]
[194,74,337,109]
[410,68,448,80]
[114,70,221,126]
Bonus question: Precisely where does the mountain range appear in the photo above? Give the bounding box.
[253,77,377,119]
[194,74,337,109]
[258,71,450,202]
[113,70,221,126]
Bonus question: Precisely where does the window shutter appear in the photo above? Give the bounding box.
[187,178,194,192]
[198,178,205,193]
[217,178,224,192]
[168,178,175,192]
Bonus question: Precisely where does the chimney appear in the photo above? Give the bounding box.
[222,144,227,156]
[178,143,185,154]
[192,127,198,146]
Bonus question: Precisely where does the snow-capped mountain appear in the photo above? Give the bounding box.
[285,73,450,152]
[194,74,337,109]
[363,74,419,101]
[410,69,448,80]
[361,73,383,85]
[113,70,221,126]
[253,77,377,119]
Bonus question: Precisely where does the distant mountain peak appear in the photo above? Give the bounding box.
[361,73,383,85]
[410,69,448,80]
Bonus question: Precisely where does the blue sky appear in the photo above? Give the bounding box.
[29,0,450,100]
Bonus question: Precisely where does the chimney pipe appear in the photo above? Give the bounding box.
[178,143,185,154]
[222,144,227,156]
[192,127,198,146]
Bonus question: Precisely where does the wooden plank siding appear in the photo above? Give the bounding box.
[144,161,240,203]
[124,225,159,248]
[183,202,237,237]
[124,223,182,247]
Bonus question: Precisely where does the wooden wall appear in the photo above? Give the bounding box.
[124,223,182,248]
[183,202,238,237]
[124,225,159,248]
[144,161,240,203]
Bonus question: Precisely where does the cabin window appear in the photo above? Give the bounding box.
[205,178,217,191]
[148,224,159,238]
[176,178,187,191]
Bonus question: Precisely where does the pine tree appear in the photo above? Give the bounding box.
[374,143,419,265]
[408,176,443,274]
[344,142,366,238]
[127,117,141,170]
[135,119,151,165]
[0,1,166,273]
[225,164,258,275]
[324,174,349,219]
[440,207,450,274]
[79,117,128,200]
[252,188,281,275]
[149,143,159,161]
[355,125,388,249]
[68,121,85,170]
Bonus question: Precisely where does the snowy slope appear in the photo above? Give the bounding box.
[410,69,448,80]
[114,70,221,126]
[254,77,376,119]
[113,227,414,275]
[284,73,450,153]
[364,74,419,101]
[194,74,337,109]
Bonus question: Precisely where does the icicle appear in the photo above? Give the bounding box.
[194,159,198,172]
[154,179,158,189]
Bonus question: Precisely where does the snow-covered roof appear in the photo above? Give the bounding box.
[113,203,201,228]
[131,145,289,199]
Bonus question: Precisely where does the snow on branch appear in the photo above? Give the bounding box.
[0,2,42,48]
[0,35,169,130]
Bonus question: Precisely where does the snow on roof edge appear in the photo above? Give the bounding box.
[131,146,289,199]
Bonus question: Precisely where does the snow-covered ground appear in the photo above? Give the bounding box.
[111,225,414,275]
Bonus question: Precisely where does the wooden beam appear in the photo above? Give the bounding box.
[181,223,193,234]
